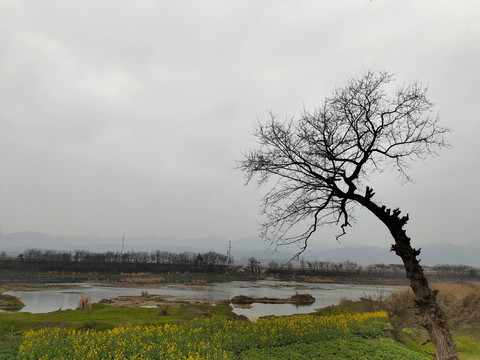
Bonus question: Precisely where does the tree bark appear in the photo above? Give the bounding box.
[355,189,458,360]
[390,228,458,360]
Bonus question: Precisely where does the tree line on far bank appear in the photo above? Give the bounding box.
[17,248,230,267]
[1,248,477,280]
[0,248,230,274]
[263,259,479,280]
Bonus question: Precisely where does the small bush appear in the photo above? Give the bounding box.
[359,292,385,313]
[77,296,92,310]
[141,290,149,297]
[158,305,169,316]
[337,297,356,312]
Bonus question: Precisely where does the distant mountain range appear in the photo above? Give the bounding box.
[1,231,479,267]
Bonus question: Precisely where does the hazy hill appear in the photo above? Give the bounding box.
[1,231,479,267]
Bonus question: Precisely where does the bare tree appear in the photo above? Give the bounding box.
[239,71,457,359]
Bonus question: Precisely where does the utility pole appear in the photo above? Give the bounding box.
[121,232,125,254]
[227,240,232,265]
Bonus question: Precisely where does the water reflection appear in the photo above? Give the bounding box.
[5,281,404,318]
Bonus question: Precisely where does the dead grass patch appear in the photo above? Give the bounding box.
[118,273,167,286]
[434,282,480,324]
[383,282,480,337]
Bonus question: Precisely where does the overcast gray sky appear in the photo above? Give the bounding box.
[1,0,479,249]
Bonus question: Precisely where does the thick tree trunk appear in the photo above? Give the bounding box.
[356,189,458,360]
[389,224,458,360]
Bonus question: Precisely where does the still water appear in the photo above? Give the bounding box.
[5,281,404,318]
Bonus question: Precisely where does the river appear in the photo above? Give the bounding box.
[5,280,404,318]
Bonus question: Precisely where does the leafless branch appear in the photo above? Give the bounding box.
[238,70,449,248]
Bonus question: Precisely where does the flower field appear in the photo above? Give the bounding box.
[18,311,427,359]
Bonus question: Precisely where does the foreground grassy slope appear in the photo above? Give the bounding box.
[17,311,426,360]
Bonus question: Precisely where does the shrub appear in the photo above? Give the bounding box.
[76,296,92,310]
[158,305,169,316]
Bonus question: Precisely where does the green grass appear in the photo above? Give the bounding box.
[455,336,480,360]
[239,338,428,360]
[394,330,435,359]
[0,302,234,337]
[453,325,480,360]
[0,337,21,360]
[396,332,480,360]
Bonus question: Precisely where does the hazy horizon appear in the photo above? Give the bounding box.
[2,230,480,267]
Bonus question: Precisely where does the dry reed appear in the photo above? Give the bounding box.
[187,279,210,286]
[120,273,166,286]
[382,282,480,337]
